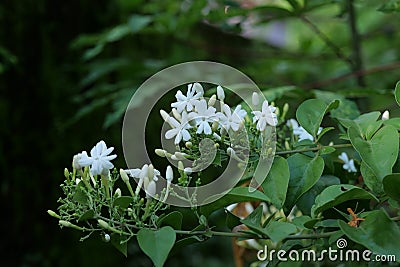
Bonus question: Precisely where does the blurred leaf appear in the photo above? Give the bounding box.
[338,112,381,138]
[311,184,378,217]
[137,226,176,267]
[339,210,400,261]
[225,209,241,230]
[314,90,360,120]
[378,0,400,13]
[128,15,152,32]
[284,154,324,213]
[200,187,270,217]
[261,156,289,209]
[80,58,130,86]
[72,183,89,205]
[360,161,384,195]
[296,99,339,138]
[383,174,400,202]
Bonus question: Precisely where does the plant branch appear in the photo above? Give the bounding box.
[300,15,354,68]
[347,0,366,87]
[275,143,352,156]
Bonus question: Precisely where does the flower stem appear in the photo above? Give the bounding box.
[276,143,352,156]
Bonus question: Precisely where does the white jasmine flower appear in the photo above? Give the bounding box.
[78,140,117,176]
[217,103,243,132]
[72,151,87,170]
[189,99,217,135]
[338,152,357,173]
[233,105,247,119]
[171,83,204,113]
[382,110,390,120]
[252,100,278,130]
[145,180,157,199]
[165,111,192,144]
[217,85,225,101]
[126,164,160,182]
[286,119,322,141]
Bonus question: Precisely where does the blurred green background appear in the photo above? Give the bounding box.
[1,0,399,266]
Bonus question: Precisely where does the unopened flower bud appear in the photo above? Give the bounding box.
[227,147,234,156]
[185,142,192,148]
[59,220,73,228]
[283,103,289,114]
[173,152,187,160]
[114,188,121,198]
[75,178,81,185]
[208,95,217,106]
[72,152,85,170]
[155,149,168,157]
[47,210,61,219]
[172,108,181,121]
[212,121,219,131]
[140,164,148,180]
[382,110,390,120]
[148,164,155,179]
[120,169,130,183]
[103,233,111,242]
[160,109,170,122]
[217,86,225,101]
[98,219,110,229]
[166,165,173,182]
[252,92,259,106]
[64,168,69,179]
[213,132,221,141]
[214,143,220,148]
[285,140,290,150]
[178,161,184,171]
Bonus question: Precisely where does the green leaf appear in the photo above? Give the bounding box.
[73,183,88,205]
[383,174,400,202]
[338,112,381,137]
[240,205,264,235]
[378,0,400,13]
[360,161,383,195]
[297,175,340,216]
[78,210,95,222]
[137,226,176,267]
[157,211,183,230]
[316,127,334,142]
[296,99,339,138]
[110,233,128,257]
[311,185,378,217]
[339,210,400,261]
[320,146,336,155]
[349,125,399,188]
[226,210,241,230]
[261,156,290,209]
[284,154,324,213]
[113,196,133,209]
[396,80,400,106]
[127,15,152,33]
[383,118,400,129]
[265,221,297,243]
[200,187,270,217]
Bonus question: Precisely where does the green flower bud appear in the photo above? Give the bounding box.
[155,149,168,157]
[47,210,61,219]
[185,142,192,148]
[120,169,130,183]
[64,168,69,179]
[98,219,110,230]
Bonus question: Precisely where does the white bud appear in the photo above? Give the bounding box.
[148,164,155,179]
[166,165,173,182]
[155,149,167,157]
[252,92,259,106]
[72,152,86,170]
[382,110,390,120]
[217,86,225,101]
[213,132,221,141]
[160,109,170,122]
[178,161,184,171]
[104,233,111,242]
[75,178,81,185]
[208,95,217,106]
[145,180,157,198]
[172,108,181,121]
[185,142,192,148]
[120,169,130,183]
[173,152,187,160]
[114,188,121,198]
[227,147,234,156]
